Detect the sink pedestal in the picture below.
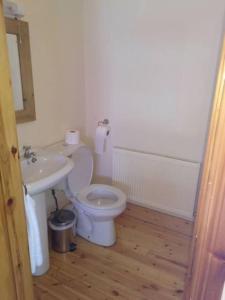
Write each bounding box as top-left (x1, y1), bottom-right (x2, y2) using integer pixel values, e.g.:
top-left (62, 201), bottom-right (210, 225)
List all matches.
top-left (33, 192), bottom-right (49, 276)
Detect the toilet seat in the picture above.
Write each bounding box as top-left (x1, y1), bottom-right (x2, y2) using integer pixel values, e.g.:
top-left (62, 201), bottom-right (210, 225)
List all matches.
top-left (66, 146), bottom-right (126, 212)
top-left (76, 184), bottom-right (126, 210)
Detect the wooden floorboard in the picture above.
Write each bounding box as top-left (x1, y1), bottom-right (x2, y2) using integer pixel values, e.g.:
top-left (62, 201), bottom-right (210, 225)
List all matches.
top-left (34, 203), bottom-right (193, 300)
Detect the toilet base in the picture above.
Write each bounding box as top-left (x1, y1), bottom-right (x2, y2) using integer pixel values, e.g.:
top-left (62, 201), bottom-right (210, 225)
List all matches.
top-left (77, 219), bottom-right (116, 247)
top-left (65, 202), bottom-right (122, 247)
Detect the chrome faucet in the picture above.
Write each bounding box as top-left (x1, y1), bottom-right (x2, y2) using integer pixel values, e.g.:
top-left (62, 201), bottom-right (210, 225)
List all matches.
top-left (23, 146), bottom-right (37, 163)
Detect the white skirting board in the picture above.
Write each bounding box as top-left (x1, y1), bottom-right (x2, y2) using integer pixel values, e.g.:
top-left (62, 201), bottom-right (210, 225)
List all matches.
top-left (112, 147), bottom-right (200, 220)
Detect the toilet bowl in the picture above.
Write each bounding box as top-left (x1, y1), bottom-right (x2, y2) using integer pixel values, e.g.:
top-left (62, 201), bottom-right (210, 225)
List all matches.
top-left (51, 141), bottom-right (126, 246)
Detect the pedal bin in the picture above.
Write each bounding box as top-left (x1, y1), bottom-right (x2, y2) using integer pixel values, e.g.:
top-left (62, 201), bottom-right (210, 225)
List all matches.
top-left (48, 209), bottom-right (76, 253)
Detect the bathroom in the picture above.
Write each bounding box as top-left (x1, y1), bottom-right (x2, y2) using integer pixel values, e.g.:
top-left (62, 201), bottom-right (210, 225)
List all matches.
top-left (1, 0), bottom-right (225, 299)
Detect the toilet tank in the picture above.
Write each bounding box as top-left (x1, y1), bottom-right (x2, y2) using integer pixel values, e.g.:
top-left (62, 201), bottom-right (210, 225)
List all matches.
top-left (47, 141), bottom-right (93, 195)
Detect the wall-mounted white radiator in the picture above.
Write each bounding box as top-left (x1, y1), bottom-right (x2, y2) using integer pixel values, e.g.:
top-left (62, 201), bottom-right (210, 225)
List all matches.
top-left (112, 147), bottom-right (200, 220)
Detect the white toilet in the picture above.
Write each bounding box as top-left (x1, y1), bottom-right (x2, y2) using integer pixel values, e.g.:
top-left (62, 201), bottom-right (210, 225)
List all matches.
top-left (51, 141), bottom-right (126, 246)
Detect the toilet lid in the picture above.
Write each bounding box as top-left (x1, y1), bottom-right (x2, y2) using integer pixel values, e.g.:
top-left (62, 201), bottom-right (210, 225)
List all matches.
top-left (77, 184), bottom-right (126, 210)
top-left (67, 146), bottom-right (93, 195)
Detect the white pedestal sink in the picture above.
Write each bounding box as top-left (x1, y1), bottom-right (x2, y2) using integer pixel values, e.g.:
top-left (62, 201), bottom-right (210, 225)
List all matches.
top-left (21, 152), bottom-right (74, 276)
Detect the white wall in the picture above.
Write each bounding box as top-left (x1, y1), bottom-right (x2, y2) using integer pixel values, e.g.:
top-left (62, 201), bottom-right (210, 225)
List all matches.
top-left (12, 0), bottom-right (86, 212)
top-left (12, 0), bottom-right (225, 216)
top-left (15, 0), bottom-right (85, 148)
top-left (84, 0), bottom-right (225, 183)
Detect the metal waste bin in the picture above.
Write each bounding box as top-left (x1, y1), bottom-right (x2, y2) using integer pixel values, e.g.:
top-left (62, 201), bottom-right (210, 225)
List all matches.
top-left (48, 209), bottom-right (76, 253)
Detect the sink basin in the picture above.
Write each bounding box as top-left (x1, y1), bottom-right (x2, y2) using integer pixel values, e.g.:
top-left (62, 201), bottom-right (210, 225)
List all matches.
top-left (21, 152), bottom-right (74, 195)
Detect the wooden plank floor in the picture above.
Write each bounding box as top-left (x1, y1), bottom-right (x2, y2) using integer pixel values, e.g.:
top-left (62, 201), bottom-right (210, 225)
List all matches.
top-left (33, 203), bottom-right (193, 300)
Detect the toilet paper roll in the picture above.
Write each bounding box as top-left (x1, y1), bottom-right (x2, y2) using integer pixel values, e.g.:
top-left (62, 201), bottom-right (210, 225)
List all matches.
top-left (65, 130), bottom-right (80, 145)
top-left (95, 125), bottom-right (110, 155)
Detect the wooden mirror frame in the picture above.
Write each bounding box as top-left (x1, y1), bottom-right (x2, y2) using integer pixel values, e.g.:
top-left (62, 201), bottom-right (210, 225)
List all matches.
top-left (5, 17), bottom-right (36, 124)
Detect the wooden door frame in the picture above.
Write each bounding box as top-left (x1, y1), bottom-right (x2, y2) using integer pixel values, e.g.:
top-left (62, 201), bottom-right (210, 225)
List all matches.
top-left (185, 36), bottom-right (225, 300)
top-left (0, 1), bottom-right (34, 299)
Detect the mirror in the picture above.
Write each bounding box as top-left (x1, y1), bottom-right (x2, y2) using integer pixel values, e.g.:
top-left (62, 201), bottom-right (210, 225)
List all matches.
top-left (7, 33), bottom-right (24, 111)
top-left (5, 18), bottom-right (36, 123)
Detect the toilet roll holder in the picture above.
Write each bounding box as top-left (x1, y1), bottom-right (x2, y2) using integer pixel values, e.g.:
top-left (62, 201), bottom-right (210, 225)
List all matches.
top-left (97, 119), bottom-right (110, 136)
top-left (98, 119), bottom-right (109, 126)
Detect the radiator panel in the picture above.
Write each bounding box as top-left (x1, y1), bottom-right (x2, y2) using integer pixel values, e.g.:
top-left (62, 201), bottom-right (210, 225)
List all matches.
top-left (112, 148), bottom-right (200, 220)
